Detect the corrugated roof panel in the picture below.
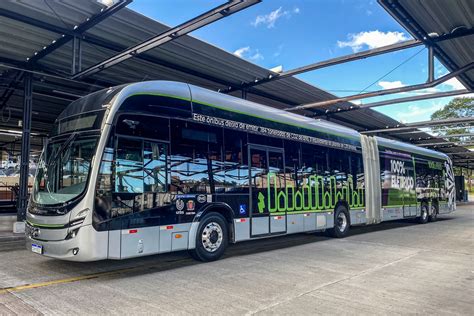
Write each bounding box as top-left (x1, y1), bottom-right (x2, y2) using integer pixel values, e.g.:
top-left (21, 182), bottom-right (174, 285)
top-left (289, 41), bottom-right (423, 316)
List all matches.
top-left (380, 0), bottom-right (474, 90)
top-left (0, 0), bottom-right (470, 162)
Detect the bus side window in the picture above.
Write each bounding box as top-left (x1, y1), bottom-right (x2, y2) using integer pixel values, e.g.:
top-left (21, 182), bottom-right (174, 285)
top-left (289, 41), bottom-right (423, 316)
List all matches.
top-left (284, 140), bottom-right (300, 188)
top-left (115, 138), bottom-right (143, 194)
top-left (170, 120), bottom-right (222, 194)
top-left (143, 142), bottom-right (168, 193)
top-left (223, 129), bottom-right (249, 193)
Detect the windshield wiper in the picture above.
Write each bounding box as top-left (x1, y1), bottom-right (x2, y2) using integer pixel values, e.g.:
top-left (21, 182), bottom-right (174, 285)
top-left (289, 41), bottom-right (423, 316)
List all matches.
top-left (48, 132), bottom-right (78, 166)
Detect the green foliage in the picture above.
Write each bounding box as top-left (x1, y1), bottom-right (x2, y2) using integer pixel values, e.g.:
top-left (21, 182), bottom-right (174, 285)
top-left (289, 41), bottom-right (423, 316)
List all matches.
top-left (430, 97), bottom-right (473, 143)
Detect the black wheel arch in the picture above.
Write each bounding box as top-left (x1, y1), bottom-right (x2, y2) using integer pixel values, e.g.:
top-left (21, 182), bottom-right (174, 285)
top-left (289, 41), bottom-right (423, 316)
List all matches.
top-left (193, 202), bottom-right (235, 241)
top-left (335, 200), bottom-right (351, 225)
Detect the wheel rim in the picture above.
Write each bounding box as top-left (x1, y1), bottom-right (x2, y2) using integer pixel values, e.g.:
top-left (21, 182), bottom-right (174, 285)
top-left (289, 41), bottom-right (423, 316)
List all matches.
top-left (337, 212), bottom-right (347, 232)
top-left (201, 222), bottom-right (223, 253)
top-left (422, 207), bottom-right (428, 221)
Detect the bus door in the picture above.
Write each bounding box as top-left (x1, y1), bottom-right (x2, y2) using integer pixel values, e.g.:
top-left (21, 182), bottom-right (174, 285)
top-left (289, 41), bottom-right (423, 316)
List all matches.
top-left (248, 145), bottom-right (286, 237)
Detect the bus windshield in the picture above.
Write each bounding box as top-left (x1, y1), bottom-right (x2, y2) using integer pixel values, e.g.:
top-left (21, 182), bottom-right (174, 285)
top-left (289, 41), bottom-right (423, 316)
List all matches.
top-left (32, 134), bottom-right (99, 206)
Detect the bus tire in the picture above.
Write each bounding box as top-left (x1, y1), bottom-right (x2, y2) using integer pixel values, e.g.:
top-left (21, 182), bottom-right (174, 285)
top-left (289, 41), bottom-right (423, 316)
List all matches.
top-left (429, 203), bottom-right (438, 222)
top-left (327, 205), bottom-right (350, 238)
top-left (418, 203), bottom-right (429, 224)
top-left (189, 212), bottom-right (228, 262)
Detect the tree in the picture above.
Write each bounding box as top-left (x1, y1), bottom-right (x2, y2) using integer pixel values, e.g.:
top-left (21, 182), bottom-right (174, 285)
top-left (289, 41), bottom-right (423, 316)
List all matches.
top-left (430, 97), bottom-right (474, 142)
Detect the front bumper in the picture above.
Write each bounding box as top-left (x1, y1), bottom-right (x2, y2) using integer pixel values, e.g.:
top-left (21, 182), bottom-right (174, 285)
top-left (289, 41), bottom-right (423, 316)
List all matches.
top-left (25, 225), bottom-right (108, 262)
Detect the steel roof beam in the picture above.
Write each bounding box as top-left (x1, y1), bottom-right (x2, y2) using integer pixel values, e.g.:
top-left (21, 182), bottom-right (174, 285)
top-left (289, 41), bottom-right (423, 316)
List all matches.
top-left (0, 5), bottom-right (309, 110)
top-left (361, 117), bottom-right (474, 134)
top-left (352, 89), bottom-right (468, 110)
top-left (0, 12), bottom-right (242, 90)
top-left (223, 39), bottom-right (422, 93)
top-left (27, 0), bottom-right (131, 64)
top-left (222, 27), bottom-right (474, 94)
top-left (393, 126), bottom-right (474, 135)
top-left (286, 62), bottom-right (474, 111)
top-left (71, 0), bottom-right (260, 80)
top-left (312, 89), bottom-right (471, 117)
top-left (448, 151), bottom-right (474, 156)
top-left (412, 133), bottom-right (474, 141)
top-left (417, 141), bottom-right (474, 147)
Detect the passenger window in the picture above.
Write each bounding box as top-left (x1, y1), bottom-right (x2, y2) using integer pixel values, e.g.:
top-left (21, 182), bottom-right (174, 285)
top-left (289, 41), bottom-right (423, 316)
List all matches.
top-left (223, 129), bottom-right (249, 193)
top-left (115, 138), bottom-right (143, 193)
top-left (170, 120), bottom-right (222, 194)
top-left (144, 142), bottom-right (168, 192)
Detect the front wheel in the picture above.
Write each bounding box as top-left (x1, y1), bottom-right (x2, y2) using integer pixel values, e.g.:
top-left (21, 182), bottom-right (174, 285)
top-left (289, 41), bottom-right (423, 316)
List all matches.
top-left (418, 203), bottom-right (429, 224)
top-left (327, 205), bottom-right (350, 238)
top-left (189, 212), bottom-right (228, 262)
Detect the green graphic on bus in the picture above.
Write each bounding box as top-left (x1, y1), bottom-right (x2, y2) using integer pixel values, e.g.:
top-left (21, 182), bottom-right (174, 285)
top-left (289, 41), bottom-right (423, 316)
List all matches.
top-left (258, 173), bottom-right (365, 213)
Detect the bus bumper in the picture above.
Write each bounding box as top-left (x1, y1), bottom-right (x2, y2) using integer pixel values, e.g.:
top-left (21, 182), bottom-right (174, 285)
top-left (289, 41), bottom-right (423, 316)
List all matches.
top-left (25, 225), bottom-right (108, 262)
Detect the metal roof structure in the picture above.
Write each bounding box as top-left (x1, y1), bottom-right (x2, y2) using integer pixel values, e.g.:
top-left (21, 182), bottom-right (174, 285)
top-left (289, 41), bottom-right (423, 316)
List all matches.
top-left (380, 0), bottom-right (474, 90)
top-left (0, 0), bottom-right (472, 168)
top-left (379, 0), bottom-right (474, 165)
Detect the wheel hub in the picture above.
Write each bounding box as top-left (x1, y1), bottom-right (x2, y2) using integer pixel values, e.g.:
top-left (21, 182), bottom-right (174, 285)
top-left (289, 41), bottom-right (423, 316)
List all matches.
top-left (201, 222), bottom-right (223, 253)
top-left (337, 212), bottom-right (347, 232)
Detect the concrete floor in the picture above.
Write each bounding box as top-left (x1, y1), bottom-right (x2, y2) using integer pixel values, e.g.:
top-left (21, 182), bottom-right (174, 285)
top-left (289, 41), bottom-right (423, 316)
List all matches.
top-left (0, 204), bottom-right (473, 315)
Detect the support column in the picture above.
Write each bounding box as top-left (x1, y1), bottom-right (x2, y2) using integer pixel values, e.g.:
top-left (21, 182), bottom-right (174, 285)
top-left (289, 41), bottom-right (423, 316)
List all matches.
top-left (71, 36), bottom-right (82, 75)
top-left (241, 88), bottom-right (247, 100)
top-left (427, 46), bottom-right (434, 82)
top-left (16, 72), bottom-right (32, 226)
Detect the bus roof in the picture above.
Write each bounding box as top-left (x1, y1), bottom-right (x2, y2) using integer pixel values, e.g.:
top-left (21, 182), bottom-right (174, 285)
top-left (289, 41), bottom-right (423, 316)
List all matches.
top-left (109, 81), bottom-right (449, 161)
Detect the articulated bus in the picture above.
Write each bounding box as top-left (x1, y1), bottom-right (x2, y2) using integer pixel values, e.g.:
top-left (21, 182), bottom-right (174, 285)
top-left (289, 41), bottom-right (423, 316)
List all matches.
top-left (26, 81), bottom-right (456, 262)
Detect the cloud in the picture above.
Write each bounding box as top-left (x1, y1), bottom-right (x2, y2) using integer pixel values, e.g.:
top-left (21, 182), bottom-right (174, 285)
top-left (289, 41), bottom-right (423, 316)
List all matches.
top-left (442, 77), bottom-right (466, 90)
top-left (337, 30), bottom-right (409, 52)
top-left (250, 51), bottom-right (264, 61)
top-left (378, 80), bottom-right (439, 95)
top-left (378, 80), bottom-right (405, 90)
top-left (233, 46), bottom-right (250, 58)
top-left (233, 46), bottom-right (263, 61)
top-left (252, 6), bottom-right (300, 28)
top-left (395, 103), bottom-right (444, 123)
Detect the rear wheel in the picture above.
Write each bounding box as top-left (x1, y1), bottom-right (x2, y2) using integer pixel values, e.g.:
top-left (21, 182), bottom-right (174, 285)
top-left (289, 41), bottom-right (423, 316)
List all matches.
top-left (189, 212), bottom-right (228, 262)
top-left (429, 203), bottom-right (438, 222)
top-left (327, 205), bottom-right (350, 238)
top-left (418, 203), bottom-right (429, 224)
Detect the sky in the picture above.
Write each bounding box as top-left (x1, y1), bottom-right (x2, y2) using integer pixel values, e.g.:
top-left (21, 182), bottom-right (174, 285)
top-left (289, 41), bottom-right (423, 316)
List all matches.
top-left (129, 0), bottom-right (470, 124)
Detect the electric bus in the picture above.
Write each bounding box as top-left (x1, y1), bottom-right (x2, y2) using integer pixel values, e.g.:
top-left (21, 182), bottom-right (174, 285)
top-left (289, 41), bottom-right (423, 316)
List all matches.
top-left (26, 81), bottom-right (456, 262)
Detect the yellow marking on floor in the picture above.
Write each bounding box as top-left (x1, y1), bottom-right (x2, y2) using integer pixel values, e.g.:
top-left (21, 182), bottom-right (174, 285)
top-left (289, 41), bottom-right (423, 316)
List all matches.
top-left (0, 258), bottom-right (191, 295)
top-left (0, 267), bottom-right (136, 295)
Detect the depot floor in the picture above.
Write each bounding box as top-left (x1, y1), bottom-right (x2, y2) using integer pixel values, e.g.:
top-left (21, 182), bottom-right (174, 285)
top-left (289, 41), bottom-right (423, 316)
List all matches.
top-left (0, 205), bottom-right (473, 315)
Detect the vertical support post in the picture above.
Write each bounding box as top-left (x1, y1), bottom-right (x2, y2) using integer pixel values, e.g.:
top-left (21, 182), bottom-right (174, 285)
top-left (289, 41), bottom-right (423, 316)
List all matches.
top-left (71, 36), bottom-right (82, 74)
top-left (72, 36), bottom-right (77, 75)
top-left (427, 46), bottom-right (434, 82)
top-left (17, 72), bottom-right (32, 222)
top-left (77, 36), bottom-right (82, 73)
top-left (241, 88), bottom-right (247, 100)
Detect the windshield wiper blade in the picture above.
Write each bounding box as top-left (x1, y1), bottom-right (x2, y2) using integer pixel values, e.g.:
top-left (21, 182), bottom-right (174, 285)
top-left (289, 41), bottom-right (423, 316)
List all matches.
top-left (48, 132), bottom-right (78, 166)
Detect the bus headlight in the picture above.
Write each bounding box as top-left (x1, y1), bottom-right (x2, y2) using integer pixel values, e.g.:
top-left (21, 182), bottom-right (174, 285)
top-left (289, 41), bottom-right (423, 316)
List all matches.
top-left (66, 227), bottom-right (80, 240)
top-left (75, 208), bottom-right (90, 219)
top-left (68, 208), bottom-right (90, 228)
